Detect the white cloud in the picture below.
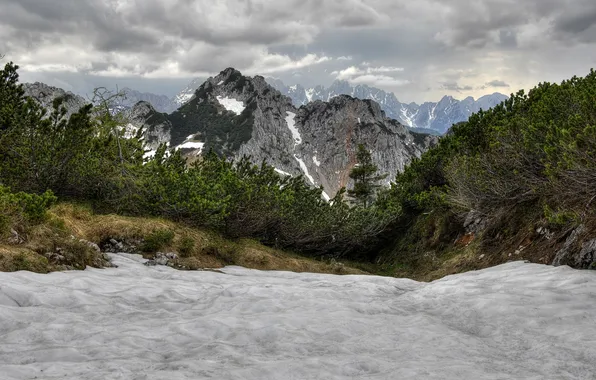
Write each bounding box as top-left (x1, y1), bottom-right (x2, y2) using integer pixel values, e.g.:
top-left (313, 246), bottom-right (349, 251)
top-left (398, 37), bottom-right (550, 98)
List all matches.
top-left (331, 65), bottom-right (408, 87)
top-left (247, 53), bottom-right (331, 75)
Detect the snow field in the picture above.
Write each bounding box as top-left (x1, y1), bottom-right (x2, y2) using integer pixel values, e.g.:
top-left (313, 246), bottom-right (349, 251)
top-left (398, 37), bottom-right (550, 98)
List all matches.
top-left (0, 256), bottom-right (595, 379)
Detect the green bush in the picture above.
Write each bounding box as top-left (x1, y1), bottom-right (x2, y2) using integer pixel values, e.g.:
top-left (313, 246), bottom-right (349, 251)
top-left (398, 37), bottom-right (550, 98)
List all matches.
top-left (178, 236), bottom-right (195, 257)
top-left (0, 186), bottom-right (57, 235)
top-left (141, 229), bottom-right (175, 252)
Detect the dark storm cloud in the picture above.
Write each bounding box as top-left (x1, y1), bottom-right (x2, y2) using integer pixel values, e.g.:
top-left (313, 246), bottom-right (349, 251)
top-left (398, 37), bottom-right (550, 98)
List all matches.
top-left (498, 30), bottom-right (518, 48)
top-left (441, 82), bottom-right (474, 92)
top-left (2, 0), bottom-right (595, 104)
top-left (485, 80), bottom-right (510, 88)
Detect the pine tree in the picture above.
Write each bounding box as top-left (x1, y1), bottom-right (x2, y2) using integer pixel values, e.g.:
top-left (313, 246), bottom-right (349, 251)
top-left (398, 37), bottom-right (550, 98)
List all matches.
top-left (348, 144), bottom-right (388, 207)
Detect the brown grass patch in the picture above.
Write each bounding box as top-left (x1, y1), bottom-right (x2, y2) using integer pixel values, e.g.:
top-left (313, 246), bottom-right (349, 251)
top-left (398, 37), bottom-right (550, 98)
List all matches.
top-left (0, 246), bottom-right (50, 273)
top-left (45, 203), bottom-right (366, 275)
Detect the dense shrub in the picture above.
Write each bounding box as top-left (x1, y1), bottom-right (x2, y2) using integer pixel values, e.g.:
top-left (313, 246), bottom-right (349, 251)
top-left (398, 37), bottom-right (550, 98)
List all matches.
top-left (141, 229), bottom-right (175, 252)
top-left (380, 69), bottom-right (596, 261)
top-left (0, 62), bottom-right (393, 258)
top-left (0, 186), bottom-right (57, 235)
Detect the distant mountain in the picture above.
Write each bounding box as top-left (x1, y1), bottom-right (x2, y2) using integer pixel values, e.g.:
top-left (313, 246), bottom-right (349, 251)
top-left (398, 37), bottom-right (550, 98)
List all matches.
top-left (266, 79), bottom-right (508, 134)
top-left (173, 78), bottom-right (205, 106)
top-left (22, 82), bottom-right (88, 118)
top-left (118, 88), bottom-right (178, 114)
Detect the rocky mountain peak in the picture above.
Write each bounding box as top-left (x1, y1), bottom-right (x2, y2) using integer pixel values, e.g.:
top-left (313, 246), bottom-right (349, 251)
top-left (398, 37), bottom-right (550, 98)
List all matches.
top-left (22, 82), bottom-right (88, 118)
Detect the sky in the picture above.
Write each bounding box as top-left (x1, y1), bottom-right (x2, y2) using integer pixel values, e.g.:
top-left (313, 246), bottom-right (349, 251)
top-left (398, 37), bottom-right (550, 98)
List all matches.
top-left (1, 0), bottom-right (595, 104)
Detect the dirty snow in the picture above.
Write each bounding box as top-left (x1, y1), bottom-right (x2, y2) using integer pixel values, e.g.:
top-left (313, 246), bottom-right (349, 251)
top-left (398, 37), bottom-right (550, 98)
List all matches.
top-left (274, 168), bottom-right (291, 177)
top-left (294, 155), bottom-right (315, 184)
top-left (285, 111), bottom-right (301, 145)
top-left (177, 141), bottom-right (205, 151)
top-left (1, 258), bottom-right (595, 380)
top-left (216, 96), bottom-right (245, 115)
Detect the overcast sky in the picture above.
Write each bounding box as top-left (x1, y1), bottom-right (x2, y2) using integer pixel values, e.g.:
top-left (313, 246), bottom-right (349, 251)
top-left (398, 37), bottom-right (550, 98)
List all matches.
top-left (1, 0), bottom-right (595, 103)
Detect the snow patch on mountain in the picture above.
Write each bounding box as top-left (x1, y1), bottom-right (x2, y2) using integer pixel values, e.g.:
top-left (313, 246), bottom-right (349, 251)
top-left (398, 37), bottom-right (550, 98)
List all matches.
top-left (178, 141), bottom-right (205, 150)
top-left (275, 168), bottom-right (291, 176)
top-left (216, 96), bottom-right (245, 115)
top-left (295, 155), bottom-right (315, 184)
top-left (285, 111), bottom-right (301, 145)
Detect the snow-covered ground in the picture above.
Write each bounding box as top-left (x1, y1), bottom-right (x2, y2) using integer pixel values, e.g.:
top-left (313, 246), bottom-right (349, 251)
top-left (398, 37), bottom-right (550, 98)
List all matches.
top-left (0, 255), bottom-right (595, 380)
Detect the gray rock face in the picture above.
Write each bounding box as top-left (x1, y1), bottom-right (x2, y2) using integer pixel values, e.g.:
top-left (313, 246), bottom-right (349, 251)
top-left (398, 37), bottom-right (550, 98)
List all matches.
top-left (126, 101), bottom-right (172, 151)
top-left (156, 68), bottom-right (438, 198)
top-left (22, 82), bottom-right (88, 118)
top-left (552, 225), bottom-right (596, 269)
top-left (577, 239), bottom-right (596, 269)
top-left (463, 210), bottom-right (489, 234)
top-left (266, 79), bottom-right (508, 134)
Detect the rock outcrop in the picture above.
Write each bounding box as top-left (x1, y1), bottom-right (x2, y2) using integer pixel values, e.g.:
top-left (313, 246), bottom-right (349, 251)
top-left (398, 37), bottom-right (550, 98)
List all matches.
top-left (126, 101), bottom-right (172, 151)
top-left (22, 82), bottom-right (88, 118)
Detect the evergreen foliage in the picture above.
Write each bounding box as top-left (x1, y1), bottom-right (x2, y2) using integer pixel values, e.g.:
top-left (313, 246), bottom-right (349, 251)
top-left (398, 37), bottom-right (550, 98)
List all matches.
top-left (0, 62), bottom-right (393, 259)
top-left (348, 145), bottom-right (388, 206)
top-left (3, 58), bottom-right (595, 268)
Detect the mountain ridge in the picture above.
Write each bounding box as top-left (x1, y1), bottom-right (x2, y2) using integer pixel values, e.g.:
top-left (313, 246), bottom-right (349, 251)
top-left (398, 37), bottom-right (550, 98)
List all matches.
top-left (20, 70), bottom-right (438, 198)
top-left (148, 68), bottom-right (438, 198)
top-left (266, 79), bottom-right (509, 134)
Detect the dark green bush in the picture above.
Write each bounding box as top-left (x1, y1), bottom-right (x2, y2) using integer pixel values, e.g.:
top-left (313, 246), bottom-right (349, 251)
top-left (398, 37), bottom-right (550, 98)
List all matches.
top-left (141, 229), bottom-right (175, 252)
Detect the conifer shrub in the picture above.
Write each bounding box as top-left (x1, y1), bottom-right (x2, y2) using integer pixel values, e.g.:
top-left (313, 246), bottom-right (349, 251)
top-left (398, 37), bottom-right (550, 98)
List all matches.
top-left (141, 229), bottom-right (175, 253)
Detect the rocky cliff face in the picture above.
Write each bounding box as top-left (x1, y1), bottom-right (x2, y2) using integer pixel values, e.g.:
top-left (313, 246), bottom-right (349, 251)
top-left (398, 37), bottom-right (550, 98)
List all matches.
top-left (22, 82), bottom-right (88, 118)
top-left (126, 101), bottom-right (172, 151)
top-left (157, 68), bottom-right (437, 198)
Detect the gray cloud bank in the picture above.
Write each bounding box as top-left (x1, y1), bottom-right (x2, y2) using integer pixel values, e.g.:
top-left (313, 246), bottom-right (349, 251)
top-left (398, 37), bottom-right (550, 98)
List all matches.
top-left (1, 0), bottom-right (595, 102)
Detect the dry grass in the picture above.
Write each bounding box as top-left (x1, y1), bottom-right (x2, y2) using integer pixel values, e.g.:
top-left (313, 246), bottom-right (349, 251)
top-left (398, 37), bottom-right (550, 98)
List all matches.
top-left (0, 245), bottom-right (50, 273)
top-left (0, 202), bottom-right (366, 275)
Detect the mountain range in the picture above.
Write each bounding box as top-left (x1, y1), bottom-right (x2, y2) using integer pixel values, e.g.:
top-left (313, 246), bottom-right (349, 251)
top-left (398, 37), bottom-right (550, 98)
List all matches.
top-left (23, 69), bottom-right (438, 199)
top-left (136, 68), bottom-right (438, 198)
top-left (266, 79), bottom-right (509, 134)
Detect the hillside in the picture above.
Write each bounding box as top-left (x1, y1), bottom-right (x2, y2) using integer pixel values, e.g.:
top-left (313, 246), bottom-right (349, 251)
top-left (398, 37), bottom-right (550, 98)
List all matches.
top-left (2, 60), bottom-right (596, 281)
top-left (372, 69), bottom-right (596, 279)
top-left (0, 203), bottom-right (362, 275)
